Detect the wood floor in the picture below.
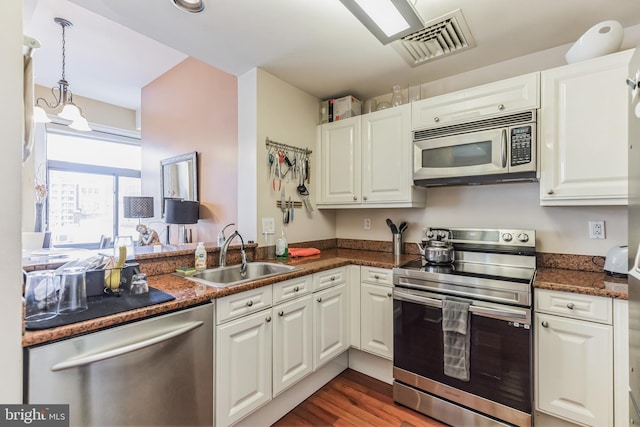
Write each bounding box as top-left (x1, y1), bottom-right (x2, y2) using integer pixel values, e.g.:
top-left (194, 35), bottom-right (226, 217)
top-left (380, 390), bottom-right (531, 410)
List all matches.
top-left (272, 369), bottom-right (446, 427)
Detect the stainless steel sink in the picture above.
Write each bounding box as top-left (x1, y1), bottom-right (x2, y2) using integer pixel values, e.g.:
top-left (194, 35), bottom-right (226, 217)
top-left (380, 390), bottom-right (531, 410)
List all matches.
top-left (184, 262), bottom-right (301, 288)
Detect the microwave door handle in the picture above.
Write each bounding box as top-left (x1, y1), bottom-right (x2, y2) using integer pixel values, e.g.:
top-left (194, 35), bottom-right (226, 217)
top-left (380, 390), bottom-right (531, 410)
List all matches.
top-left (501, 129), bottom-right (507, 168)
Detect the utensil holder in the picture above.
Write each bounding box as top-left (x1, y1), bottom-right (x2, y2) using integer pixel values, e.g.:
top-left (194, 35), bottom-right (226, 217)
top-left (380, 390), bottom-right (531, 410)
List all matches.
top-left (393, 234), bottom-right (403, 257)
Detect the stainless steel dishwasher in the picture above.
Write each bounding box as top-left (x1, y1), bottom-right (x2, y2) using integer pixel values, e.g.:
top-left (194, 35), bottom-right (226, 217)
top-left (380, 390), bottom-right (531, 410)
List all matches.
top-left (25, 303), bottom-right (214, 427)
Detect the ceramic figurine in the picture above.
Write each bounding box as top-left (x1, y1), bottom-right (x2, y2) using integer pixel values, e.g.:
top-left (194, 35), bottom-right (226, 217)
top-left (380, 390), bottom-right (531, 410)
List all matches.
top-left (136, 224), bottom-right (160, 246)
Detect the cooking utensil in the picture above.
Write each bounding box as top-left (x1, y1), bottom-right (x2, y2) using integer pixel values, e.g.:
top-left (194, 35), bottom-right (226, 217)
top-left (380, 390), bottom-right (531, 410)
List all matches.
top-left (281, 186), bottom-right (287, 224)
top-left (289, 196), bottom-right (294, 222)
top-left (398, 222), bottom-right (408, 234)
top-left (386, 219), bottom-right (398, 234)
top-left (419, 229), bottom-right (454, 264)
top-left (297, 157), bottom-right (314, 211)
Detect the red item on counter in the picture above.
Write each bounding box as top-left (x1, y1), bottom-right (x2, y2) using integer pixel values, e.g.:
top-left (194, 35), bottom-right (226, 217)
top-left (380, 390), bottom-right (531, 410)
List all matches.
top-left (288, 247), bottom-right (321, 257)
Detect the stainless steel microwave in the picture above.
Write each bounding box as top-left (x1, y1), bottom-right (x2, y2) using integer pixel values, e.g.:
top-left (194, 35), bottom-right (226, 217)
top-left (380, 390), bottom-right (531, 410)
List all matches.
top-left (413, 110), bottom-right (537, 186)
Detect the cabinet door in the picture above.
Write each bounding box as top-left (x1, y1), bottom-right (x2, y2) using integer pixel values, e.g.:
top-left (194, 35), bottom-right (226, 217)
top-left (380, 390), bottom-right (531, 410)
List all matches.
top-left (317, 117), bottom-right (361, 205)
top-left (272, 295), bottom-right (313, 397)
top-left (361, 105), bottom-right (412, 203)
top-left (535, 312), bottom-right (613, 427)
top-left (360, 282), bottom-right (393, 359)
top-left (313, 283), bottom-right (349, 369)
top-left (216, 309), bottom-right (272, 427)
top-left (411, 73), bottom-right (539, 129)
top-left (540, 50), bottom-right (632, 205)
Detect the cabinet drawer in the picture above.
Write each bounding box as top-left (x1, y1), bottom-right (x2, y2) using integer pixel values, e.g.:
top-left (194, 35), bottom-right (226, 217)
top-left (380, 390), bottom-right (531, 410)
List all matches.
top-left (313, 267), bottom-right (347, 292)
top-left (273, 275), bottom-right (312, 304)
top-left (535, 289), bottom-right (612, 324)
top-left (216, 285), bottom-right (273, 325)
top-left (360, 266), bottom-right (392, 286)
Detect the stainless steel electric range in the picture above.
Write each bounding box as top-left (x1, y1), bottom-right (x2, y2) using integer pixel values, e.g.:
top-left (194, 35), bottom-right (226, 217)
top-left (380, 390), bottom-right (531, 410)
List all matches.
top-left (392, 227), bottom-right (536, 427)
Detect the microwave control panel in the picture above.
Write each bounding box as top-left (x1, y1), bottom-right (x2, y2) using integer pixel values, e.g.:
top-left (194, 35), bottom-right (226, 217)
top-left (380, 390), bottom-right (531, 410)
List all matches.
top-left (510, 125), bottom-right (532, 166)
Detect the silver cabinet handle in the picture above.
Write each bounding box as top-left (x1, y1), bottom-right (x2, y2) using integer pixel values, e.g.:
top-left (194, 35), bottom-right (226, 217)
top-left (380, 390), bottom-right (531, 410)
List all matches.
top-left (501, 129), bottom-right (507, 168)
top-left (265, 316), bottom-right (271, 323)
top-left (547, 189), bottom-right (554, 195)
top-left (246, 300), bottom-right (253, 307)
top-left (330, 276), bottom-right (335, 281)
top-left (627, 78), bottom-right (638, 90)
top-left (541, 321), bottom-right (549, 328)
top-left (293, 286), bottom-right (299, 292)
top-left (363, 196), bottom-right (368, 201)
top-left (434, 116), bottom-right (440, 123)
top-left (317, 297), bottom-right (322, 303)
top-left (498, 103), bottom-right (505, 110)
top-left (278, 311), bottom-right (284, 317)
top-left (353, 196), bottom-right (358, 201)
top-left (566, 303), bottom-right (575, 309)
top-left (374, 274), bottom-right (380, 279)
top-left (387, 292), bottom-right (392, 298)
top-left (51, 321), bottom-right (204, 371)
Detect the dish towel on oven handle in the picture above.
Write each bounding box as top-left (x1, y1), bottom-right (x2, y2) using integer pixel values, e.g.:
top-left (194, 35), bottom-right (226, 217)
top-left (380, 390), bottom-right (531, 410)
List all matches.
top-left (442, 298), bottom-right (471, 381)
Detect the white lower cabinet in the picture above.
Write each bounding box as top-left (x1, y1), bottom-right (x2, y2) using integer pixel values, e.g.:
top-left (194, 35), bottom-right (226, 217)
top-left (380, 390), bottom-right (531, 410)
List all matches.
top-left (215, 269), bottom-right (350, 426)
top-left (360, 266), bottom-right (393, 360)
top-left (313, 282), bottom-right (349, 370)
top-left (535, 289), bottom-right (613, 427)
top-left (216, 308), bottom-right (273, 427)
top-left (272, 294), bottom-right (313, 397)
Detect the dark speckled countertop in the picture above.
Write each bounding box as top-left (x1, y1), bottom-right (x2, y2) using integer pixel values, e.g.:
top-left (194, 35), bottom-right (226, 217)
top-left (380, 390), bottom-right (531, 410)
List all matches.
top-left (22, 248), bottom-right (417, 347)
top-left (533, 267), bottom-right (628, 300)
top-left (24, 246), bottom-right (628, 347)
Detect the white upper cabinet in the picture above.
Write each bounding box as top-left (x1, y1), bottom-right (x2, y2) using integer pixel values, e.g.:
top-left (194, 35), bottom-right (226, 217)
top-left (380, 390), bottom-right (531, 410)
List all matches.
top-left (539, 49), bottom-right (632, 205)
top-left (317, 116), bottom-right (361, 205)
top-left (411, 73), bottom-right (540, 130)
top-left (316, 105), bottom-right (426, 208)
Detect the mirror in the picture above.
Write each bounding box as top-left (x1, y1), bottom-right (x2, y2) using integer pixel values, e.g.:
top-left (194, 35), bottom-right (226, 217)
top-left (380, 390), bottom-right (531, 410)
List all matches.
top-left (160, 152), bottom-right (198, 216)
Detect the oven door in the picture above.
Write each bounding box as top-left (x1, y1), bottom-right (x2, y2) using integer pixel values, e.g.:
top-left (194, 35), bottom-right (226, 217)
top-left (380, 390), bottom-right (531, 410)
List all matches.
top-left (393, 287), bottom-right (532, 422)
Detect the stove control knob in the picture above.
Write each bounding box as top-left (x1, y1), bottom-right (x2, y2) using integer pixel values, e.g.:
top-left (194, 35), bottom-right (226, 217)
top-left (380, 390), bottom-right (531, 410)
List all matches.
top-left (518, 233), bottom-right (530, 243)
top-left (502, 233), bottom-right (513, 242)
top-left (426, 230), bottom-right (434, 239)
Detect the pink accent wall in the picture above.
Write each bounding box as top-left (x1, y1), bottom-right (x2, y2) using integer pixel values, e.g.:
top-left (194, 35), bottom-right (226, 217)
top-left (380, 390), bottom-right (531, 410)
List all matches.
top-left (141, 57), bottom-right (238, 244)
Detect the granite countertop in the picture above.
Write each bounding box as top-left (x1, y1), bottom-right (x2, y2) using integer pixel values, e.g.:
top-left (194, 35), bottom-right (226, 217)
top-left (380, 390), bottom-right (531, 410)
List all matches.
top-left (24, 246), bottom-right (629, 347)
top-left (22, 248), bottom-right (417, 347)
top-left (533, 267), bottom-right (628, 300)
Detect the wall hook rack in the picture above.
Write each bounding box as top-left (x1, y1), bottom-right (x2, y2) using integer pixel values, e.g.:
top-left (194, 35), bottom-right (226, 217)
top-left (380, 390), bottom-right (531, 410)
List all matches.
top-left (265, 137), bottom-right (312, 156)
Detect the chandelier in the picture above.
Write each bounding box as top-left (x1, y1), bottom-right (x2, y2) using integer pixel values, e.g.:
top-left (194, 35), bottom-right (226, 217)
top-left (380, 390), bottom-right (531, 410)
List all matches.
top-left (33, 17), bottom-right (90, 131)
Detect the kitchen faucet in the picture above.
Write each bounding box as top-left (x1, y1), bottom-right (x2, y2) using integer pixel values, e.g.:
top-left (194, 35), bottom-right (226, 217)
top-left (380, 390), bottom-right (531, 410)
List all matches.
top-left (217, 223), bottom-right (235, 247)
top-left (219, 230), bottom-right (247, 276)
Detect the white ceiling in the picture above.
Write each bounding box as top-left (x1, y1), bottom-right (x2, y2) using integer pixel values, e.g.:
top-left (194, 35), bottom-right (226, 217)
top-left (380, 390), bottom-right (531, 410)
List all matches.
top-left (23, 0), bottom-right (640, 112)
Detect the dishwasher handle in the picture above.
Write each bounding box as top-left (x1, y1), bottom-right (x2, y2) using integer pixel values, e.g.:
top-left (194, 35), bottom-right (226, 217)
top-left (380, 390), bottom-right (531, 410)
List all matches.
top-left (51, 320), bottom-right (204, 372)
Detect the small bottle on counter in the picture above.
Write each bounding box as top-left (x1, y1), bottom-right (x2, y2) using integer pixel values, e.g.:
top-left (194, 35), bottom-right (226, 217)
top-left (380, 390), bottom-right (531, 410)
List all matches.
top-left (275, 229), bottom-right (288, 259)
top-left (195, 242), bottom-right (207, 270)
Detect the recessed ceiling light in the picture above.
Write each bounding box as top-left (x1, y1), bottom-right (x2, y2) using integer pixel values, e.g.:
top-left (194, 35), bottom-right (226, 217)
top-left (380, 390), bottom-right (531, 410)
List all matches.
top-left (171, 0), bottom-right (204, 14)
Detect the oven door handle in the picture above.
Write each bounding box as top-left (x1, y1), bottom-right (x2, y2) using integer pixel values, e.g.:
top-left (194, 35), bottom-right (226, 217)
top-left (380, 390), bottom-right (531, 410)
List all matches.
top-left (393, 289), bottom-right (442, 308)
top-left (393, 288), bottom-right (530, 323)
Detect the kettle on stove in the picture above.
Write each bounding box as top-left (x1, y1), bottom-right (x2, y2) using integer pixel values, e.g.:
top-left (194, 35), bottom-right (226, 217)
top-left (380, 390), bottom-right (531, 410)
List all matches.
top-left (604, 245), bottom-right (628, 277)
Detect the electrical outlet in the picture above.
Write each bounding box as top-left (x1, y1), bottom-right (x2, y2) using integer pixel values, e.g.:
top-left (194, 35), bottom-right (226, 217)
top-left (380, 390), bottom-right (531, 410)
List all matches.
top-left (588, 220), bottom-right (605, 239)
top-left (364, 218), bottom-right (371, 230)
top-left (262, 217), bottom-right (275, 234)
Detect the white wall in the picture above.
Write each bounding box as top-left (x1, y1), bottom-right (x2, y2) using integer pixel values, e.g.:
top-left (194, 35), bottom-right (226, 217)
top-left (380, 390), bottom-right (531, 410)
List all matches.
top-left (2, 0), bottom-right (26, 402)
top-left (239, 68), bottom-right (336, 244)
top-left (337, 183), bottom-right (627, 255)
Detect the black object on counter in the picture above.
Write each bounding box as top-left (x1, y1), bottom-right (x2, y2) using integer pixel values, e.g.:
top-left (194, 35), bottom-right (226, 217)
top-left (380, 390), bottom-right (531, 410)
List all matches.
top-left (25, 287), bottom-right (175, 331)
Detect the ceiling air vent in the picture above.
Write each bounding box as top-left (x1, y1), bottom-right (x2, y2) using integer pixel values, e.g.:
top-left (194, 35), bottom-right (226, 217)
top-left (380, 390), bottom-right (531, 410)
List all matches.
top-left (392, 9), bottom-right (476, 67)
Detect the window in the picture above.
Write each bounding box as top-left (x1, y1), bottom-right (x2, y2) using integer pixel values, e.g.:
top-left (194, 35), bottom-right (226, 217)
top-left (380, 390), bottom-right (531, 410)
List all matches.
top-left (45, 124), bottom-right (142, 247)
